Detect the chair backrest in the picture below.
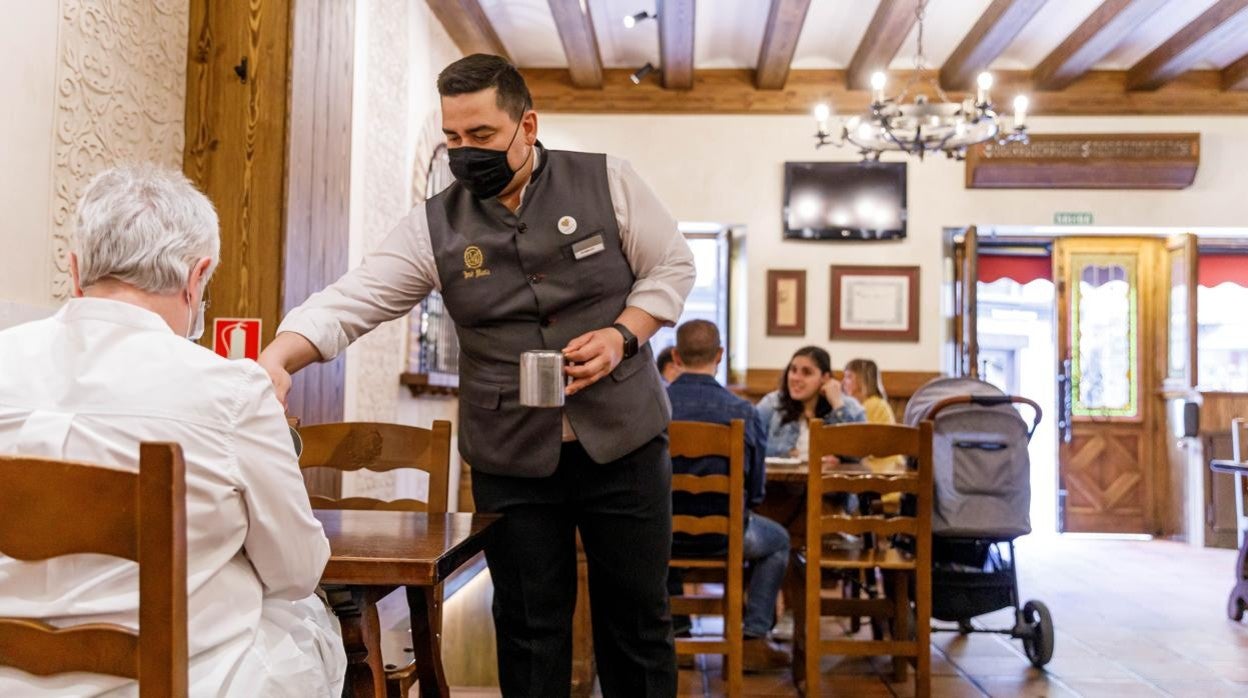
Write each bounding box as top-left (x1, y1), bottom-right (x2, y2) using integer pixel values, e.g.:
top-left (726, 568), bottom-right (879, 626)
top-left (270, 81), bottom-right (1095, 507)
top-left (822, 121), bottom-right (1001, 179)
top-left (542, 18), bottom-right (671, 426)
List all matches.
top-left (669, 420), bottom-right (746, 562)
top-left (806, 421), bottom-right (934, 545)
top-left (298, 421), bottom-right (452, 513)
top-left (0, 443), bottom-right (188, 697)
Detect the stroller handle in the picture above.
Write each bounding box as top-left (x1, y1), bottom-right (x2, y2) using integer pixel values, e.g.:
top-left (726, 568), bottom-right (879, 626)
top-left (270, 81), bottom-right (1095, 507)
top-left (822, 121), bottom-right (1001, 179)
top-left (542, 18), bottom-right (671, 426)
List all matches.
top-left (924, 394), bottom-right (1043, 440)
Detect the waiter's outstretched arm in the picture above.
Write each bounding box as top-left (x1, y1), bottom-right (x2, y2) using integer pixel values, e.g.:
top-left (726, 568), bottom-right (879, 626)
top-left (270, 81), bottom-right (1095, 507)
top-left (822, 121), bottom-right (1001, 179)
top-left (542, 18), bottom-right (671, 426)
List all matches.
top-left (258, 208), bottom-right (437, 405)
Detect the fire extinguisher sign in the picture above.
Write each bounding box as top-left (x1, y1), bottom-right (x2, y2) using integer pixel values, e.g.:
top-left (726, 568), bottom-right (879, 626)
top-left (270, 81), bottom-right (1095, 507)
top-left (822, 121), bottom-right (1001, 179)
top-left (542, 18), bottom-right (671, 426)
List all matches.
top-left (212, 318), bottom-right (262, 361)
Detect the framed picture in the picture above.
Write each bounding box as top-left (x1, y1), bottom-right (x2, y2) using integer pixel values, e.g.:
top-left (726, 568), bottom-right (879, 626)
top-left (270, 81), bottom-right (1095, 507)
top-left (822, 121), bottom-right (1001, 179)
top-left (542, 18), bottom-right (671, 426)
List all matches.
top-left (766, 269), bottom-right (806, 336)
top-left (830, 265), bottom-right (920, 341)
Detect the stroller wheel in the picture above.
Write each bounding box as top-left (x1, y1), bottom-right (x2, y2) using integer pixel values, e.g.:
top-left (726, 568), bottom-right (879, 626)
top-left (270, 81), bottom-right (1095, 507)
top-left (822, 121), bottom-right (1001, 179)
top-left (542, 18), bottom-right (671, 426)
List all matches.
top-left (1021, 600), bottom-right (1054, 668)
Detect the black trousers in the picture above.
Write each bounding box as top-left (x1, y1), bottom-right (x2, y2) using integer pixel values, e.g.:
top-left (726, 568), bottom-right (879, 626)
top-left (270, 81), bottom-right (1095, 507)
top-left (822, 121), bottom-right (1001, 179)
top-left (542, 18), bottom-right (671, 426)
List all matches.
top-left (472, 433), bottom-right (677, 698)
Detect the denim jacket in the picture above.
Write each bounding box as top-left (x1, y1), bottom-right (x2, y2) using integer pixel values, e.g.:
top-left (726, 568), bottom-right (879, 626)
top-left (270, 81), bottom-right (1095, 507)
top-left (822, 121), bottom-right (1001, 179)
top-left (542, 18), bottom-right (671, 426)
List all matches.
top-left (755, 390), bottom-right (867, 458)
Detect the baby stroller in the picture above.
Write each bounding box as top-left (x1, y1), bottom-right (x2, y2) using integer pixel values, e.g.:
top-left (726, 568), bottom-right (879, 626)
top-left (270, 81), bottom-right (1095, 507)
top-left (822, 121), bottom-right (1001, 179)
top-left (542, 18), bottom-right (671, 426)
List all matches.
top-left (903, 376), bottom-right (1054, 668)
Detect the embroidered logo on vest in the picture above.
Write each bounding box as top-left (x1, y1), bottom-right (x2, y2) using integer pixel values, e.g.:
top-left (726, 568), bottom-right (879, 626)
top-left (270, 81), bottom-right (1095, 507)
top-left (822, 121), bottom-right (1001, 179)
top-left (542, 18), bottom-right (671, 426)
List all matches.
top-left (463, 245), bottom-right (491, 278)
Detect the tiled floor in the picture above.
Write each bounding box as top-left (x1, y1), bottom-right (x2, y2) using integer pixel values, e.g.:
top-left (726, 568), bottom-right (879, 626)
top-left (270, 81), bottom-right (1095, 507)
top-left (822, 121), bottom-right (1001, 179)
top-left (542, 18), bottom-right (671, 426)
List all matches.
top-left (667, 536), bottom-right (1248, 697)
top-left (440, 536), bottom-right (1248, 696)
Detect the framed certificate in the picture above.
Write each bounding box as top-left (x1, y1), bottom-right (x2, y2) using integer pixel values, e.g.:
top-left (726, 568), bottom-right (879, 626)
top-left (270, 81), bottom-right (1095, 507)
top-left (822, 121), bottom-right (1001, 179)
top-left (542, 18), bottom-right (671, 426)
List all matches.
top-left (767, 269), bottom-right (806, 336)
top-left (830, 265), bottom-right (920, 342)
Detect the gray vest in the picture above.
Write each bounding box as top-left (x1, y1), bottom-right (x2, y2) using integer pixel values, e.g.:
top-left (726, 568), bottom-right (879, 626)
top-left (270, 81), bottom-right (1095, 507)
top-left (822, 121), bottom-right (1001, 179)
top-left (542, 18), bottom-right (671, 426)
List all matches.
top-left (425, 146), bottom-right (671, 477)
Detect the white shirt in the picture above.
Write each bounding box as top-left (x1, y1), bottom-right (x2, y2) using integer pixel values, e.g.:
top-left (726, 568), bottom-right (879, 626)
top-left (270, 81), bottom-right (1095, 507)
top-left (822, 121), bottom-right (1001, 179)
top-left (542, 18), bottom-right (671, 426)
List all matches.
top-left (278, 151), bottom-right (695, 441)
top-left (0, 298), bottom-right (342, 697)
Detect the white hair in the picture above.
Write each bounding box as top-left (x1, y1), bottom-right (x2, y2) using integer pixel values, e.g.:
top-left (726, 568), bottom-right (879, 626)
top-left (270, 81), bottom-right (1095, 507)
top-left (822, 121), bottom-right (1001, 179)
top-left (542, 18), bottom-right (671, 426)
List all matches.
top-left (73, 163), bottom-right (220, 294)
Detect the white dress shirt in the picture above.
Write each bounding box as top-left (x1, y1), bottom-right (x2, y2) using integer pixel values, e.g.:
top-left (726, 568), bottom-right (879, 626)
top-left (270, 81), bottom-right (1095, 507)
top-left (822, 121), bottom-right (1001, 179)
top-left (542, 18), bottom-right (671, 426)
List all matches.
top-left (278, 150), bottom-right (695, 441)
top-left (0, 298), bottom-right (345, 697)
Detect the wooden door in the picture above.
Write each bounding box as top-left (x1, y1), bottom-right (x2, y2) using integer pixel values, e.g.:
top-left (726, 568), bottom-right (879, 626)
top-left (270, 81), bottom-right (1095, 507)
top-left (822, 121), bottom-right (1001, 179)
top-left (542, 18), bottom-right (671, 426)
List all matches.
top-left (952, 226), bottom-right (980, 378)
top-left (1055, 237), bottom-right (1164, 533)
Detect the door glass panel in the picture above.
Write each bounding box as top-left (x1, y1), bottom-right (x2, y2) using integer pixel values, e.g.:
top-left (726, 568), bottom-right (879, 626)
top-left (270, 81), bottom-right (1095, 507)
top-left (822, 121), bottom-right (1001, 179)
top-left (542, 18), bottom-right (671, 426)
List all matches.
top-left (1071, 255), bottom-right (1138, 418)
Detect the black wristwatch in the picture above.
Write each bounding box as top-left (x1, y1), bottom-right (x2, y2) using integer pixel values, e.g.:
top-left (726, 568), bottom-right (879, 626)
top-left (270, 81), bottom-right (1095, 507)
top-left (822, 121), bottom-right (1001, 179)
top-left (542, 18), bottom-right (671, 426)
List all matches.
top-left (612, 323), bottom-right (638, 359)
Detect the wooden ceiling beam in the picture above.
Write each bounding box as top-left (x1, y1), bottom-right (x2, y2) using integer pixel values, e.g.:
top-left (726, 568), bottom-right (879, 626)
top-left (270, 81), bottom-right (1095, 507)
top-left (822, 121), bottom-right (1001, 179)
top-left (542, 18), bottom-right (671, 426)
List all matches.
top-left (846, 0), bottom-right (921, 91)
top-left (424, 0), bottom-right (510, 60)
top-left (657, 0), bottom-right (696, 89)
top-left (547, 0), bottom-right (603, 88)
top-left (1127, 0), bottom-right (1248, 91)
top-left (1033, 0), bottom-right (1171, 91)
top-left (940, 0), bottom-right (1049, 90)
top-left (521, 68), bottom-right (1248, 115)
top-left (755, 0), bottom-right (813, 90)
top-left (1223, 52), bottom-right (1248, 90)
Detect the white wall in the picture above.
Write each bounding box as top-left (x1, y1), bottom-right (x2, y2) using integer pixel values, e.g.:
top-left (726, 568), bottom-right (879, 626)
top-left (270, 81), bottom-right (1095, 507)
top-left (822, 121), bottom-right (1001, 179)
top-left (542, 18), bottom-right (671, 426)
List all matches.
top-left (0, 3), bottom-right (59, 308)
top-left (540, 114), bottom-right (1248, 371)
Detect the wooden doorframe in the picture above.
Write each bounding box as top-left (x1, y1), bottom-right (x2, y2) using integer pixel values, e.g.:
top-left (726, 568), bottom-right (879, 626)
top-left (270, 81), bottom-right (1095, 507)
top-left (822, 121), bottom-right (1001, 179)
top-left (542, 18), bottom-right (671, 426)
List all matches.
top-left (1054, 236), bottom-right (1166, 534)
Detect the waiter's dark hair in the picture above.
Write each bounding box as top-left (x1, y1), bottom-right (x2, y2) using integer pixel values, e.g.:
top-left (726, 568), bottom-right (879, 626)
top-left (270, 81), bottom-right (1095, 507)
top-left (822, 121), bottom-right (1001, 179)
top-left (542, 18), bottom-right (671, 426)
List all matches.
top-left (437, 54), bottom-right (533, 121)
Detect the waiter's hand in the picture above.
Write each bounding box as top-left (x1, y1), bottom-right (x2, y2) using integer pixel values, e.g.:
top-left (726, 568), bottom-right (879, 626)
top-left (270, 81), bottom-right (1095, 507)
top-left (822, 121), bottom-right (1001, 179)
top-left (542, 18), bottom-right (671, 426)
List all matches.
top-left (257, 356), bottom-right (293, 409)
top-left (562, 327), bottom-right (625, 395)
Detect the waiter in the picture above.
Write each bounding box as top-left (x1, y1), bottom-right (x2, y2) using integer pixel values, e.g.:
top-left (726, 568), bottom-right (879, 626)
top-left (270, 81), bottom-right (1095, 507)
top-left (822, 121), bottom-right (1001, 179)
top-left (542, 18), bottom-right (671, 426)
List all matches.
top-left (258, 54), bottom-right (694, 697)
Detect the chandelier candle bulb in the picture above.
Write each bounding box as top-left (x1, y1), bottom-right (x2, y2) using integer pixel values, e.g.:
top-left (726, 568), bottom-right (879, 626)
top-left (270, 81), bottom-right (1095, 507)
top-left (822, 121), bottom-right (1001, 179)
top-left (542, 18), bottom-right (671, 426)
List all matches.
top-left (977, 72), bottom-right (993, 104)
top-left (1014, 95), bottom-right (1029, 128)
top-left (871, 71), bottom-right (887, 103)
top-left (814, 103), bottom-right (831, 134)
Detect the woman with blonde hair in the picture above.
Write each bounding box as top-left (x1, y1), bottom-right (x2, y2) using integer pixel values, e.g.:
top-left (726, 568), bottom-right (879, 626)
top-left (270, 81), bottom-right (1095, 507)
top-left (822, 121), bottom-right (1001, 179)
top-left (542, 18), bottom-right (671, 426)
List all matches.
top-left (842, 358), bottom-right (905, 473)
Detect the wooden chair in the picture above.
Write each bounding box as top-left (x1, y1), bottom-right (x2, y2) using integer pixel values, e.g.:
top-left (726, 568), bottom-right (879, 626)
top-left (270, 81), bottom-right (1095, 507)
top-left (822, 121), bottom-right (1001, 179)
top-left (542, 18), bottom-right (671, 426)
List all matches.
top-left (668, 419), bottom-right (745, 698)
top-left (298, 420), bottom-right (452, 697)
top-left (0, 443), bottom-right (188, 697)
top-left (793, 421), bottom-right (933, 698)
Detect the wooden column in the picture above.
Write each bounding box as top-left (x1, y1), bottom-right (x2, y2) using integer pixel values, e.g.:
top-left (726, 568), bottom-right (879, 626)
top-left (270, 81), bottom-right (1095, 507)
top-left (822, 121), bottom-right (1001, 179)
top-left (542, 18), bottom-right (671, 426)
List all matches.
top-left (283, 0), bottom-right (354, 439)
top-left (185, 0), bottom-right (354, 498)
top-left (184, 0), bottom-right (291, 350)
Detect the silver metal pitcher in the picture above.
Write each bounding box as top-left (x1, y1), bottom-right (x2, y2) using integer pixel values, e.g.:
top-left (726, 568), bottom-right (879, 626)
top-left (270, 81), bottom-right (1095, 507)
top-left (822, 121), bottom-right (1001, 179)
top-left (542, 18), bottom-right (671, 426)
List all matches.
top-left (520, 350), bottom-right (566, 407)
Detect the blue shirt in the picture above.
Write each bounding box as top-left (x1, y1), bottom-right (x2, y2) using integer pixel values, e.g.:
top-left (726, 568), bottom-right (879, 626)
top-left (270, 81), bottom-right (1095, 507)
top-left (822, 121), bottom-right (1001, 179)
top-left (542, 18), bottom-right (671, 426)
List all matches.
top-left (666, 373), bottom-right (768, 551)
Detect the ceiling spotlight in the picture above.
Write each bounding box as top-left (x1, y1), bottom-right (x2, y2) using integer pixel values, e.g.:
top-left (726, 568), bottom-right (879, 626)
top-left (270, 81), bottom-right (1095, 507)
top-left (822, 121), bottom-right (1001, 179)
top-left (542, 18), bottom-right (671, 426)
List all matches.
top-left (630, 62), bottom-right (656, 85)
top-left (623, 10), bottom-right (655, 28)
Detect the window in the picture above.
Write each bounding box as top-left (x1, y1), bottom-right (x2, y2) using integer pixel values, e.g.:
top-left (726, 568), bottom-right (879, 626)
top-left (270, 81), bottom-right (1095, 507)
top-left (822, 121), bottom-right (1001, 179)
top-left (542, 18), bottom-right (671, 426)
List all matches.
top-left (649, 224), bottom-right (733, 384)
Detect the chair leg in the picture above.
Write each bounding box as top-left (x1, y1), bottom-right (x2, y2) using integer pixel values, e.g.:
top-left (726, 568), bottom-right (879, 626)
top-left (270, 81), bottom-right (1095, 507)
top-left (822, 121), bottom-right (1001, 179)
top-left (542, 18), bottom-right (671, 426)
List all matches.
top-left (789, 562), bottom-right (806, 694)
top-left (891, 570), bottom-right (910, 683)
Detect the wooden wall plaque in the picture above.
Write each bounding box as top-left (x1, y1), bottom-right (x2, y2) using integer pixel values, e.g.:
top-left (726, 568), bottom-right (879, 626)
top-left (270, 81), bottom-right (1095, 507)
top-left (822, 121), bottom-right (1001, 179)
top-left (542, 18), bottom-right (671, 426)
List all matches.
top-left (965, 132), bottom-right (1200, 189)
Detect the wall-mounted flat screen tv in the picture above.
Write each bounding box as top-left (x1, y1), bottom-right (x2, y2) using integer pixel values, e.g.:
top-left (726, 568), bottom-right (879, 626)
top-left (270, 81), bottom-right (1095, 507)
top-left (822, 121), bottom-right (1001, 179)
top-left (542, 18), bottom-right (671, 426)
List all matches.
top-left (783, 161), bottom-right (907, 240)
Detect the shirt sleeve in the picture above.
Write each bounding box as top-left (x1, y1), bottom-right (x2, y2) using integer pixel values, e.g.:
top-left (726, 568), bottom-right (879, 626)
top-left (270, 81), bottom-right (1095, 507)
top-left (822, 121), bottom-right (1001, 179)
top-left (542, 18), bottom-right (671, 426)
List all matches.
top-left (231, 366), bottom-right (330, 600)
top-left (827, 396), bottom-right (867, 425)
top-left (606, 156), bottom-right (696, 326)
top-left (745, 408), bottom-right (768, 508)
top-left (277, 206), bottom-right (439, 361)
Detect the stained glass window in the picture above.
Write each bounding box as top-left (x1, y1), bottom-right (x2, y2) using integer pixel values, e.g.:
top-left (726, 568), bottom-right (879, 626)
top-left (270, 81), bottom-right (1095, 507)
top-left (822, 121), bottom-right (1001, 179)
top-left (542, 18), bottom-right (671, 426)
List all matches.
top-left (1071, 255), bottom-right (1138, 418)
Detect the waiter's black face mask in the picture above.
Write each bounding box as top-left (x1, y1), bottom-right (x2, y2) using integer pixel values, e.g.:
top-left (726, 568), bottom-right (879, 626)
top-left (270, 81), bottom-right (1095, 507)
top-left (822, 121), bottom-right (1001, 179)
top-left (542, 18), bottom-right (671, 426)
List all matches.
top-left (448, 118), bottom-right (527, 199)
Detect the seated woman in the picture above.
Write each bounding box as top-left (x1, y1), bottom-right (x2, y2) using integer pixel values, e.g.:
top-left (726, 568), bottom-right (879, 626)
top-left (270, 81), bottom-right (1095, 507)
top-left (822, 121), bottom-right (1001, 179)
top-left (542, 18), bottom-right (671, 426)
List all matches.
top-left (842, 358), bottom-right (906, 472)
top-left (756, 346), bottom-right (866, 461)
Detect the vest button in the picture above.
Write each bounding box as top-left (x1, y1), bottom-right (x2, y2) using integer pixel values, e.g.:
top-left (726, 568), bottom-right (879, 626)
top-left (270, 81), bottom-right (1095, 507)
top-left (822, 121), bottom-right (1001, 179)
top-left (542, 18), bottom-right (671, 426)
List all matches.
top-left (518, 222), bottom-right (528, 234)
top-left (540, 316), bottom-right (554, 328)
top-left (527, 273), bottom-right (544, 284)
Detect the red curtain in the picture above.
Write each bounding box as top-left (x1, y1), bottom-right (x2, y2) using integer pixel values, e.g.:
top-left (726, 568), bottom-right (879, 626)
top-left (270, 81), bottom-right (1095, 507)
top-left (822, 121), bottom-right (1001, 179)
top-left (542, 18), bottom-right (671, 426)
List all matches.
top-left (978, 255), bottom-right (1052, 284)
top-left (1199, 254), bottom-right (1248, 288)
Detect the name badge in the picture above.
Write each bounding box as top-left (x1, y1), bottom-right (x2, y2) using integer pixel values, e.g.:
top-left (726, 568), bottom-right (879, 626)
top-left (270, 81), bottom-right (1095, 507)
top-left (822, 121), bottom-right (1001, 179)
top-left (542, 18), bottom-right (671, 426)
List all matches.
top-left (572, 234), bottom-right (605, 260)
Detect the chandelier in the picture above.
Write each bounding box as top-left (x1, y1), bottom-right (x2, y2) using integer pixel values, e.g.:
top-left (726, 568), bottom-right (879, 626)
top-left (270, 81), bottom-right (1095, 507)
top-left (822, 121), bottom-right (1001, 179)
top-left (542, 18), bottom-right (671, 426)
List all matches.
top-left (813, 0), bottom-right (1028, 161)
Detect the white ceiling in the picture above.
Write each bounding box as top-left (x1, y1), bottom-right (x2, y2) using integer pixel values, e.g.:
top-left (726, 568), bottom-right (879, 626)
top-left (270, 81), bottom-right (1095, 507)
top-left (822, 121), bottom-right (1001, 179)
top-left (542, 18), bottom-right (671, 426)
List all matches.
top-left (477, 0), bottom-right (1248, 72)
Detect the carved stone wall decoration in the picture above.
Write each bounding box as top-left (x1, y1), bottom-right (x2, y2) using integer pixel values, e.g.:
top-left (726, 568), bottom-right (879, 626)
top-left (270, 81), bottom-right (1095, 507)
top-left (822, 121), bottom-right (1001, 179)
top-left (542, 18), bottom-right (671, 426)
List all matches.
top-left (49, 0), bottom-right (190, 300)
top-left (966, 132), bottom-right (1200, 190)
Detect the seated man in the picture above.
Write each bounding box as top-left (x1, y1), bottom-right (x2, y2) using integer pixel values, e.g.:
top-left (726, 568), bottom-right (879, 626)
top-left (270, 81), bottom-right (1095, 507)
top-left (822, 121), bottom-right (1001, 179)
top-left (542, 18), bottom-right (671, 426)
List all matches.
top-left (0, 164), bottom-right (346, 697)
top-left (666, 319), bottom-right (791, 671)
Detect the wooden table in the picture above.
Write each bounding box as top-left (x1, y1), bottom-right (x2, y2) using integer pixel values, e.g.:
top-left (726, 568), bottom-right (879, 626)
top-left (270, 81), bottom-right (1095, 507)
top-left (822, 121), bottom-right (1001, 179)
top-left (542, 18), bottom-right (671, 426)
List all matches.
top-left (315, 510), bottom-right (498, 698)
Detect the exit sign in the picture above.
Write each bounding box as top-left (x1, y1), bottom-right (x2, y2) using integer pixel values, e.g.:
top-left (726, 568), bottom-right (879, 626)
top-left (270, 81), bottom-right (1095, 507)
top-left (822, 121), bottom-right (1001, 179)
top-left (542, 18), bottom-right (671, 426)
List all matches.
top-left (1054, 211), bottom-right (1094, 225)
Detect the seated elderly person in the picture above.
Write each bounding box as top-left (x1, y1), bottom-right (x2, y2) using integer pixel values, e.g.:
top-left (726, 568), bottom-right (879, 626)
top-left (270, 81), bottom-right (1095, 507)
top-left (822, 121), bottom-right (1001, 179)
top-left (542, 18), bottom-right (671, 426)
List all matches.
top-left (0, 164), bottom-right (345, 697)
top-left (666, 320), bottom-right (790, 671)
